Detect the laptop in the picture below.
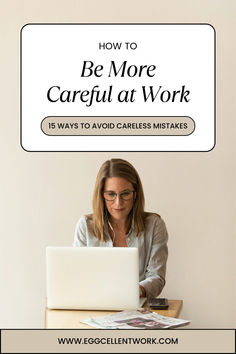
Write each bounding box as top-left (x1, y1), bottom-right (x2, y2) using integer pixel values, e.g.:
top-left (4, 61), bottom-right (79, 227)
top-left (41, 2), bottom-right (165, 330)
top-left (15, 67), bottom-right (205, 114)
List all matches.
top-left (46, 247), bottom-right (146, 310)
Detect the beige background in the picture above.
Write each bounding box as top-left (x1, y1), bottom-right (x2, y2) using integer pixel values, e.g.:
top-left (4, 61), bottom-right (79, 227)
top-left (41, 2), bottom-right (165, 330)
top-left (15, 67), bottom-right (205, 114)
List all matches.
top-left (0, 0), bottom-right (235, 329)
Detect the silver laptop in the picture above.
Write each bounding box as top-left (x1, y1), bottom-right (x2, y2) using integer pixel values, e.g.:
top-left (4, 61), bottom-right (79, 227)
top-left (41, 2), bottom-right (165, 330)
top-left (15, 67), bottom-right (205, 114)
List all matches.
top-left (46, 247), bottom-right (146, 310)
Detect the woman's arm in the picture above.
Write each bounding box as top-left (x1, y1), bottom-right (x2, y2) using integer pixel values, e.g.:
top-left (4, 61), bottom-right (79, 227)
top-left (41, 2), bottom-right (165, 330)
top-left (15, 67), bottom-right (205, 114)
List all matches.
top-left (139, 216), bottom-right (168, 298)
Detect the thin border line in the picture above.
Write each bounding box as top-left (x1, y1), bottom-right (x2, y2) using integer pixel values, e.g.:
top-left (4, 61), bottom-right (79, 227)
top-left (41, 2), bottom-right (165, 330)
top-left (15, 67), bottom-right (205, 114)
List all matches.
top-left (20, 23), bottom-right (216, 152)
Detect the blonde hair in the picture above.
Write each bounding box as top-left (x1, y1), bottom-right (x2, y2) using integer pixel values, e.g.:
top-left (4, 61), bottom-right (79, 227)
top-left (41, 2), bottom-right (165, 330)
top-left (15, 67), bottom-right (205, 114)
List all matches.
top-left (88, 159), bottom-right (146, 242)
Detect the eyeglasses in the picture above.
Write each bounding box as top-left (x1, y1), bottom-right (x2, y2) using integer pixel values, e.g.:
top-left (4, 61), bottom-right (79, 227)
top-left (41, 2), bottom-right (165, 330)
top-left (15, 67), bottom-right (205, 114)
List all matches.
top-left (103, 190), bottom-right (135, 201)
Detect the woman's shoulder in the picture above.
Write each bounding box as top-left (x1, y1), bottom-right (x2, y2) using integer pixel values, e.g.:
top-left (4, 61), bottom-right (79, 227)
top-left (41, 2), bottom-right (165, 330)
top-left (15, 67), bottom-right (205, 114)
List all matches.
top-left (76, 214), bottom-right (93, 229)
top-left (144, 212), bottom-right (167, 228)
top-left (143, 212), bottom-right (168, 239)
top-left (144, 212), bottom-right (162, 222)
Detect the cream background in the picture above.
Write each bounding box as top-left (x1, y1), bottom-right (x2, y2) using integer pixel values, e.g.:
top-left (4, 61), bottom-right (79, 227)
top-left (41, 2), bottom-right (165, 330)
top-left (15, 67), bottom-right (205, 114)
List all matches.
top-left (0, 0), bottom-right (235, 328)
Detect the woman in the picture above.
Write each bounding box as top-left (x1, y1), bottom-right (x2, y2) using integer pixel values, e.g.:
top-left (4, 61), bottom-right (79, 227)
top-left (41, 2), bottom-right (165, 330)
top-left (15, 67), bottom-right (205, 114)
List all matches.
top-left (73, 158), bottom-right (168, 299)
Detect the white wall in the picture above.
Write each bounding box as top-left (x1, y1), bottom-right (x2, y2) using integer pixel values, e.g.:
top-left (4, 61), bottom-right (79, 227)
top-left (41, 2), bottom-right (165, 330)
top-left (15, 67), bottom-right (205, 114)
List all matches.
top-left (0, 0), bottom-right (235, 328)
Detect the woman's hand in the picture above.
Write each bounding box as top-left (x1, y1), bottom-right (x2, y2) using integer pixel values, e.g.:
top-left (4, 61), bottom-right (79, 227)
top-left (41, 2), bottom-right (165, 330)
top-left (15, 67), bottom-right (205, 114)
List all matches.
top-left (139, 285), bottom-right (146, 297)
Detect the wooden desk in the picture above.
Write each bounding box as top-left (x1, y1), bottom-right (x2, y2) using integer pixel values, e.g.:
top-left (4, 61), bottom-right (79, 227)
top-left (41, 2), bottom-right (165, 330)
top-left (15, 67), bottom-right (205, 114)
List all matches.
top-left (45, 300), bottom-right (183, 329)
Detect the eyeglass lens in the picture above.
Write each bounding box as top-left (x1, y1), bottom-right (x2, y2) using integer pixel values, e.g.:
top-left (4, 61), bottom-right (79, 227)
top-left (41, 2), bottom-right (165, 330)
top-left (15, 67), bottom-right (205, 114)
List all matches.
top-left (104, 190), bottom-right (134, 201)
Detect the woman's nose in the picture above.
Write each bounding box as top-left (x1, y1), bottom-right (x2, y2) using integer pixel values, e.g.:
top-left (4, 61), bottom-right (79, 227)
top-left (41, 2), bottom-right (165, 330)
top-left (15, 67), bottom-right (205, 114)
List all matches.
top-left (113, 194), bottom-right (123, 206)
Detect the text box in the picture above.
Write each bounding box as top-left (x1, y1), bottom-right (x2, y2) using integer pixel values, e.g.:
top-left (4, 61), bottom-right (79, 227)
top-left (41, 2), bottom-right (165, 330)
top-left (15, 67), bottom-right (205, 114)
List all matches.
top-left (21, 24), bottom-right (215, 151)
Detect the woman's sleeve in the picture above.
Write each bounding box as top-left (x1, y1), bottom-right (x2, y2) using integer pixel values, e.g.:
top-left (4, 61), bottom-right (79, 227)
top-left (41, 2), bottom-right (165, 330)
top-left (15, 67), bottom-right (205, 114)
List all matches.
top-left (73, 216), bottom-right (88, 247)
top-left (139, 217), bottom-right (168, 298)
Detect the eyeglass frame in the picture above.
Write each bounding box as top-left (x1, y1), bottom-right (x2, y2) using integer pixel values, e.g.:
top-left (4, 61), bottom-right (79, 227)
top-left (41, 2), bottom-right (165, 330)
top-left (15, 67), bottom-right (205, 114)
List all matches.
top-left (103, 190), bottom-right (136, 201)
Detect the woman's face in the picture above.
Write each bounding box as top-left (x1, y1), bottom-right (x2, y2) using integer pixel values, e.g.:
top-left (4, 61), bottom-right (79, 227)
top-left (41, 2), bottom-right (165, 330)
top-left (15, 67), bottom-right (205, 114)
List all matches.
top-left (103, 177), bottom-right (135, 223)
